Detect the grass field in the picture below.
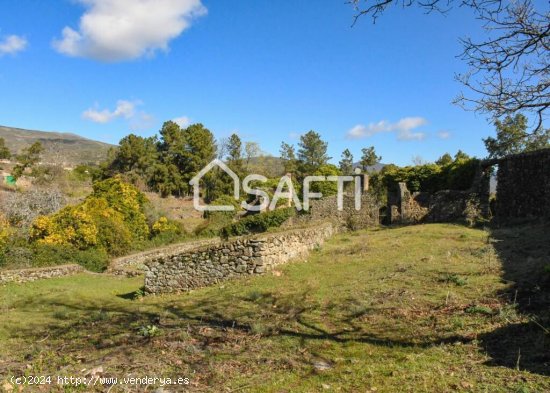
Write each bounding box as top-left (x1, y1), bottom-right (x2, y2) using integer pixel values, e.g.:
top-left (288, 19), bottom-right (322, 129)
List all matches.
top-left (1, 224), bottom-right (549, 392)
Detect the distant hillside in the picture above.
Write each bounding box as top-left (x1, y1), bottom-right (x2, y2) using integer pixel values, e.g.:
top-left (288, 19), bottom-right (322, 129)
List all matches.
top-left (0, 126), bottom-right (114, 166)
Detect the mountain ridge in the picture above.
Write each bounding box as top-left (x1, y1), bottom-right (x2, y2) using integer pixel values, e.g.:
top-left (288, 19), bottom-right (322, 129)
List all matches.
top-left (0, 125), bottom-right (114, 166)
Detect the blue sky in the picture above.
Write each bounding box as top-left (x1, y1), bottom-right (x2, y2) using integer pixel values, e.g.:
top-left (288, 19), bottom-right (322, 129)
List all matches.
top-left (0, 0), bottom-right (499, 166)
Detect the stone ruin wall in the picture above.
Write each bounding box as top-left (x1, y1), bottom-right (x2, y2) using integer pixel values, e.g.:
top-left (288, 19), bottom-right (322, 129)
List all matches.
top-left (144, 223), bottom-right (336, 294)
top-left (388, 148), bottom-right (550, 225)
top-left (291, 193), bottom-right (380, 230)
top-left (495, 148), bottom-right (550, 223)
top-left (388, 164), bottom-right (492, 225)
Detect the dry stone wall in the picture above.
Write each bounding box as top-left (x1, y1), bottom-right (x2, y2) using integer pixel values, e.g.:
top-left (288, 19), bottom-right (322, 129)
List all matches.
top-left (495, 148), bottom-right (550, 222)
top-left (144, 223), bottom-right (335, 294)
top-left (388, 182), bottom-right (485, 225)
top-left (0, 264), bottom-right (84, 284)
top-left (296, 194), bottom-right (379, 229)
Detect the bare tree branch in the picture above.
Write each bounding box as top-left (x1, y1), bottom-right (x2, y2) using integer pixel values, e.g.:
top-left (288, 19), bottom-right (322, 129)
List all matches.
top-left (350, 0), bottom-right (549, 133)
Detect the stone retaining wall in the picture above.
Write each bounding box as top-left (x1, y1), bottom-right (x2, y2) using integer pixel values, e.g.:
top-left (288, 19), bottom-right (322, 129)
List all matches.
top-left (144, 223), bottom-right (335, 294)
top-left (0, 264), bottom-right (84, 285)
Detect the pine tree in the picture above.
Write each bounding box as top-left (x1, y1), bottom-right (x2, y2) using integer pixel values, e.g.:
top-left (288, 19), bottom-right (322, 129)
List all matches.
top-left (339, 149), bottom-right (354, 175)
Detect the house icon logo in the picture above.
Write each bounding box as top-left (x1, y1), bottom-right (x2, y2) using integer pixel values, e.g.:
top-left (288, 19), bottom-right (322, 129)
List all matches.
top-left (189, 159), bottom-right (240, 212)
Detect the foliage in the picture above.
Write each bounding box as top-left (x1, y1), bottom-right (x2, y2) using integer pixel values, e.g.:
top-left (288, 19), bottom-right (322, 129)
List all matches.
top-left (309, 164), bottom-right (341, 197)
top-left (32, 244), bottom-right (109, 272)
top-left (12, 142), bottom-right (44, 180)
top-left (339, 149), bottom-right (354, 175)
top-left (435, 153), bottom-right (453, 166)
top-left (226, 133), bottom-right (245, 175)
top-left (359, 146), bottom-right (381, 171)
top-left (0, 236), bottom-right (109, 272)
top-left (152, 216), bottom-right (182, 236)
top-left (195, 196), bottom-right (241, 237)
top-left (483, 114), bottom-right (550, 159)
top-left (103, 122), bottom-right (217, 198)
top-left (71, 164), bottom-right (101, 182)
top-left (279, 142), bottom-right (298, 174)
top-left (381, 152), bottom-right (479, 193)
top-left (220, 208), bottom-right (295, 238)
top-left (138, 325), bottom-right (161, 338)
top-left (91, 177), bottom-right (150, 240)
top-left (297, 131), bottom-right (331, 175)
top-left (30, 178), bottom-right (149, 256)
top-left (0, 214), bottom-right (12, 249)
top-left (107, 134), bottom-right (158, 180)
top-left (0, 137), bottom-right (11, 160)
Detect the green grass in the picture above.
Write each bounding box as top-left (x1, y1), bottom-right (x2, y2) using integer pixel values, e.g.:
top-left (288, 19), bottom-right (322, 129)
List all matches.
top-left (0, 224), bottom-right (548, 392)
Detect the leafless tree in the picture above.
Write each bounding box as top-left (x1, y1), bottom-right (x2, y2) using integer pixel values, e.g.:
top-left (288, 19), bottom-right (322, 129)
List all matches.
top-left (0, 189), bottom-right (65, 231)
top-left (350, 0), bottom-right (549, 132)
top-left (217, 137), bottom-right (229, 160)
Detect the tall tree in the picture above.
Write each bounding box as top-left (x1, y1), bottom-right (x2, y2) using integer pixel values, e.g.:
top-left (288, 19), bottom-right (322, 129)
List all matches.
top-left (226, 133), bottom-right (245, 176)
top-left (453, 150), bottom-right (471, 162)
top-left (483, 114), bottom-right (550, 159)
top-left (12, 142), bottom-right (44, 180)
top-left (280, 142), bottom-right (298, 174)
top-left (435, 153), bottom-right (453, 166)
top-left (359, 146), bottom-right (381, 171)
top-left (110, 134), bottom-right (158, 177)
top-left (181, 123), bottom-right (217, 182)
top-left (339, 148), bottom-right (354, 175)
top-left (297, 131), bottom-right (331, 174)
top-left (351, 0), bottom-right (549, 133)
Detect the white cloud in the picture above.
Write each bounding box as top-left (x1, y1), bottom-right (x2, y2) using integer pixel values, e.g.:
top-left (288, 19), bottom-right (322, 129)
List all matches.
top-left (53, 0), bottom-right (207, 61)
top-left (347, 117), bottom-right (427, 141)
top-left (82, 100), bottom-right (139, 123)
top-left (173, 116), bottom-right (191, 128)
top-left (0, 35), bottom-right (28, 56)
top-left (437, 130), bottom-right (452, 139)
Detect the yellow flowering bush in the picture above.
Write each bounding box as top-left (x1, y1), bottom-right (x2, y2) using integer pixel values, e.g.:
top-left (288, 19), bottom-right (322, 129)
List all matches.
top-left (152, 216), bottom-right (181, 235)
top-left (0, 214), bottom-right (12, 249)
top-left (91, 176), bottom-right (150, 240)
top-left (30, 178), bottom-right (148, 255)
top-left (30, 205), bottom-right (98, 249)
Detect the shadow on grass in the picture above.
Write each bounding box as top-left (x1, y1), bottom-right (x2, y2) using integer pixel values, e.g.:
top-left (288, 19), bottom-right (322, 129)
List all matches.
top-left (480, 222), bottom-right (550, 376)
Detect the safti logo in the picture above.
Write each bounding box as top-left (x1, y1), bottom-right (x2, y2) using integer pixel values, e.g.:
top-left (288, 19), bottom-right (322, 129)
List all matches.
top-left (190, 159), bottom-right (364, 212)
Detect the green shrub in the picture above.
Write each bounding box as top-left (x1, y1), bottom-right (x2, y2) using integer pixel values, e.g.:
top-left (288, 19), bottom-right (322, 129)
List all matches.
top-left (0, 242), bottom-right (109, 272)
top-left (310, 164), bottom-right (341, 197)
top-left (381, 157), bottom-right (480, 194)
top-left (195, 196), bottom-right (242, 237)
top-left (220, 208), bottom-right (295, 238)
